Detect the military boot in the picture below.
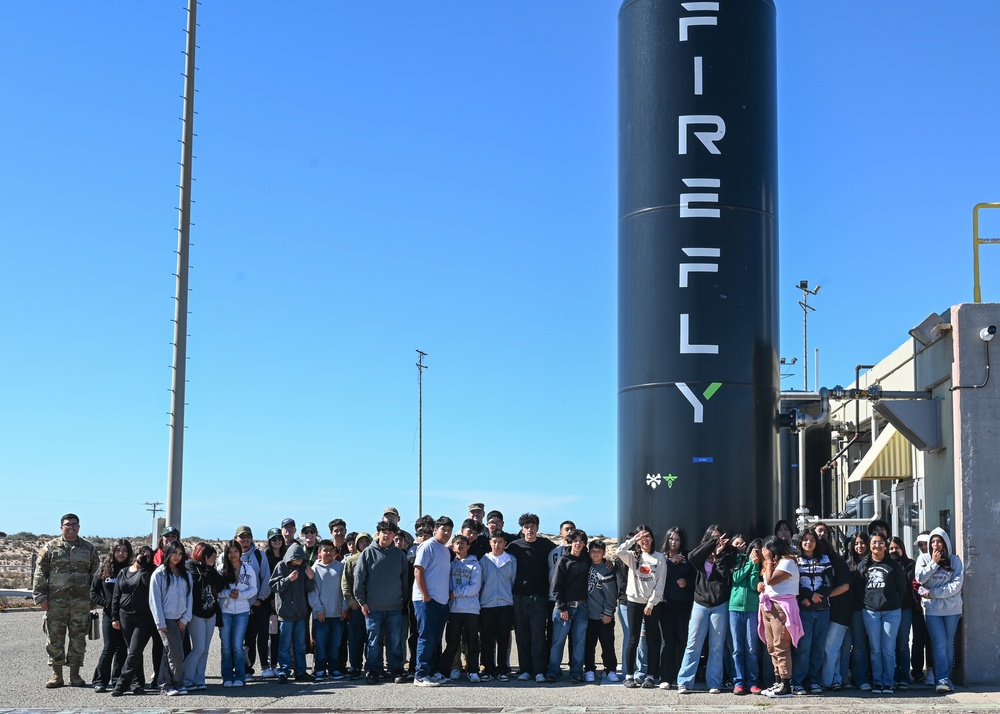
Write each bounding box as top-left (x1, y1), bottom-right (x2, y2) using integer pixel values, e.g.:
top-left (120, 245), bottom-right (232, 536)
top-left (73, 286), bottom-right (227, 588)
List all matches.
top-left (45, 666), bottom-right (64, 688)
top-left (69, 666), bottom-right (86, 687)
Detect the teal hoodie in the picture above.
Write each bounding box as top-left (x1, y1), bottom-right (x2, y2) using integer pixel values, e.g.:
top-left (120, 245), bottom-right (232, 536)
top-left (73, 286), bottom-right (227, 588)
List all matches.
top-left (728, 554), bottom-right (761, 612)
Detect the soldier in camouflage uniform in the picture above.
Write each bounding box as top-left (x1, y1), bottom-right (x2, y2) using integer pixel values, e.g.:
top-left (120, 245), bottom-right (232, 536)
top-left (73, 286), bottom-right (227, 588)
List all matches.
top-left (32, 513), bottom-right (101, 688)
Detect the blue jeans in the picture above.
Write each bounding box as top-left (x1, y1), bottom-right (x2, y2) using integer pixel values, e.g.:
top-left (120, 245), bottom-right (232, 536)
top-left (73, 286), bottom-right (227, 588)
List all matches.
top-left (313, 616), bottom-right (346, 673)
top-left (677, 602), bottom-right (727, 689)
top-left (924, 614), bottom-right (960, 685)
top-left (862, 608), bottom-right (900, 688)
top-left (278, 619), bottom-right (307, 675)
top-left (849, 609), bottom-right (870, 686)
top-left (365, 609), bottom-right (404, 675)
top-left (635, 621), bottom-right (647, 677)
top-left (792, 607), bottom-right (829, 688)
top-left (182, 615), bottom-right (215, 687)
top-left (617, 602), bottom-right (630, 675)
top-left (728, 610), bottom-right (759, 688)
top-left (547, 604), bottom-right (588, 678)
top-left (220, 611), bottom-right (250, 682)
top-left (414, 599), bottom-right (449, 679)
top-left (894, 607), bottom-right (912, 685)
top-left (822, 621), bottom-right (849, 688)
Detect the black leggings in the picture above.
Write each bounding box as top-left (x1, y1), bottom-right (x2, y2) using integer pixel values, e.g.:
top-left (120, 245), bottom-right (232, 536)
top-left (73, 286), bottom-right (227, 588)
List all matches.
top-left (93, 612), bottom-right (127, 685)
top-left (116, 613), bottom-right (151, 690)
top-left (658, 599), bottom-right (692, 684)
top-left (625, 602), bottom-right (661, 680)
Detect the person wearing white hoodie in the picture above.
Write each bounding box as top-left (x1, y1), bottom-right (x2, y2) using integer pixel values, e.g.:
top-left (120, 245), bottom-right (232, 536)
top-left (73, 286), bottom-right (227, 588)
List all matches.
top-left (217, 540), bottom-right (259, 687)
top-left (915, 527), bottom-right (963, 694)
top-left (616, 524), bottom-right (667, 688)
top-left (149, 542), bottom-right (193, 696)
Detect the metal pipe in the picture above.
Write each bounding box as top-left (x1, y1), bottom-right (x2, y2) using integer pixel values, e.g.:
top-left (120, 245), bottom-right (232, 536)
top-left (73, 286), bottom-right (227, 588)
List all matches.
top-left (855, 364), bottom-right (875, 439)
top-left (815, 347), bottom-right (819, 393)
top-left (166, 0), bottom-right (198, 534)
top-left (795, 387), bottom-right (829, 530)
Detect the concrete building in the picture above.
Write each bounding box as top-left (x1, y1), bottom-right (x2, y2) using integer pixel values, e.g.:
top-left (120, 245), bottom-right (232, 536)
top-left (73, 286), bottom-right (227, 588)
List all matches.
top-left (807, 302), bottom-right (1000, 685)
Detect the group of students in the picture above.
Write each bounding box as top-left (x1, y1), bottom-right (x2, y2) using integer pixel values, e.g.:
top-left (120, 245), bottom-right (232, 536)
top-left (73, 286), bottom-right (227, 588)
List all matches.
top-left (614, 518), bottom-right (963, 698)
top-left (85, 504), bottom-right (964, 698)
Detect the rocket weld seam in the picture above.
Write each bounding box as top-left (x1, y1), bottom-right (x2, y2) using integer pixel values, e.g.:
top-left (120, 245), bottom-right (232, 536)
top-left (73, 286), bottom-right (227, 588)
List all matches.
top-left (619, 381), bottom-right (753, 394)
top-left (617, 203), bottom-right (775, 223)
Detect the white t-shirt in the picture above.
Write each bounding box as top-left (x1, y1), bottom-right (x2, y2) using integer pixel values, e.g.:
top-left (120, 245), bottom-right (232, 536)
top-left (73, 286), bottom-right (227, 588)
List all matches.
top-left (764, 557), bottom-right (799, 597)
top-left (412, 538), bottom-right (451, 605)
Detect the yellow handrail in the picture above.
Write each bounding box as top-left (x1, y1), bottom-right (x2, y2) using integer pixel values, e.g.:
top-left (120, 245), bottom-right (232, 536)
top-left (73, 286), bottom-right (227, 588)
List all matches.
top-left (973, 203), bottom-right (1000, 302)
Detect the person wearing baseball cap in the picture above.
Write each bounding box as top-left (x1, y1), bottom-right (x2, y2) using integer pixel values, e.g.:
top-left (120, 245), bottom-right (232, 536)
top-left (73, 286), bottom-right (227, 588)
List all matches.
top-left (468, 503), bottom-right (486, 523)
top-left (281, 519), bottom-right (297, 547)
top-left (233, 526), bottom-right (272, 681)
top-left (382, 508), bottom-right (401, 526)
top-left (260, 528), bottom-right (287, 678)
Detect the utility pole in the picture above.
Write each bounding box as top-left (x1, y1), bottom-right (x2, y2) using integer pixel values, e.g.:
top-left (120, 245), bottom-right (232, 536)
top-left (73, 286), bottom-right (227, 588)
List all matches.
top-left (796, 280), bottom-right (820, 391)
top-left (166, 0), bottom-right (198, 534)
top-left (145, 501), bottom-right (163, 548)
top-left (416, 350), bottom-right (428, 517)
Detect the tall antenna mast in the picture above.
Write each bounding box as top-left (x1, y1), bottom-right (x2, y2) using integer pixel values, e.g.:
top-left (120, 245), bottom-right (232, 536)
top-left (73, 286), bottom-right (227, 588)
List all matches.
top-left (416, 350), bottom-right (428, 516)
top-left (166, 0), bottom-right (198, 534)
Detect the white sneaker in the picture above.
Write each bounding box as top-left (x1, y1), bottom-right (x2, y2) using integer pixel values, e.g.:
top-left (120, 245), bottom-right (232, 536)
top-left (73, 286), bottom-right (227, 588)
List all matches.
top-left (414, 676), bottom-right (440, 687)
top-left (658, 681), bottom-right (671, 689)
top-left (606, 672), bottom-right (621, 683)
top-left (677, 685), bottom-right (689, 694)
top-left (233, 679), bottom-right (244, 687)
top-left (468, 673), bottom-right (481, 683)
top-left (860, 682), bottom-right (872, 691)
top-left (584, 671), bottom-right (596, 683)
top-left (261, 668), bottom-right (276, 678)
top-left (450, 669), bottom-right (461, 680)
top-left (223, 681), bottom-right (234, 688)
top-left (535, 673), bottom-right (546, 683)
top-left (709, 687), bottom-right (721, 693)
top-left (517, 672), bottom-right (532, 681)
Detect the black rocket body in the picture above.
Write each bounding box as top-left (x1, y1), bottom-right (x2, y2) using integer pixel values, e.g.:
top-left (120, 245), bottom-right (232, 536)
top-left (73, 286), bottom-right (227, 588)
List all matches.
top-left (618, 0), bottom-right (780, 541)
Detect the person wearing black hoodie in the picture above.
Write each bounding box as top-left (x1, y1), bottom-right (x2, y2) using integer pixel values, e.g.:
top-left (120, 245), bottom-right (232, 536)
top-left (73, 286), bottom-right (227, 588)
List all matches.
top-left (90, 539), bottom-right (133, 692)
top-left (860, 533), bottom-right (907, 694)
top-left (109, 546), bottom-right (154, 697)
top-left (269, 543), bottom-right (316, 683)
top-left (183, 542), bottom-right (221, 691)
top-left (545, 529), bottom-right (590, 682)
top-left (676, 525), bottom-right (736, 693)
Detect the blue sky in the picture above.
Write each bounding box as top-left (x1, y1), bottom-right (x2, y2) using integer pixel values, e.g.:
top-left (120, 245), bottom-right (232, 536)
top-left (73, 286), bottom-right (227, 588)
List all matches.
top-left (3, 2), bottom-right (999, 540)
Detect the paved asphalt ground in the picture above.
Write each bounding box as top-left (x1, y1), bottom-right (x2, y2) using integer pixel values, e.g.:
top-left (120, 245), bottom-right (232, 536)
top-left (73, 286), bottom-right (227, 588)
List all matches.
top-left (2, 609), bottom-right (999, 712)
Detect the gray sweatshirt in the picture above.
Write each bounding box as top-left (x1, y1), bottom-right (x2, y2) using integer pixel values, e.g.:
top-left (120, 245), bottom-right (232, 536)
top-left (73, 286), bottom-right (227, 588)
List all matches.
top-left (586, 560), bottom-right (618, 620)
top-left (449, 555), bottom-right (482, 615)
top-left (480, 552), bottom-right (517, 608)
top-left (149, 566), bottom-right (193, 629)
top-left (308, 559), bottom-right (347, 619)
top-left (242, 545), bottom-right (272, 602)
top-left (269, 543), bottom-right (315, 621)
top-left (354, 544), bottom-right (408, 612)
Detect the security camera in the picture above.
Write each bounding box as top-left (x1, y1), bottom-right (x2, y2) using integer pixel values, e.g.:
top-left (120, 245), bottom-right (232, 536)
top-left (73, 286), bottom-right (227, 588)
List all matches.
top-left (980, 325), bottom-right (997, 342)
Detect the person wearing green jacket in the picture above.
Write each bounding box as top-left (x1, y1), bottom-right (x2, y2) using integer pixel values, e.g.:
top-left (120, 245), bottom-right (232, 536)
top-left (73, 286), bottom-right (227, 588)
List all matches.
top-left (728, 536), bottom-right (762, 695)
